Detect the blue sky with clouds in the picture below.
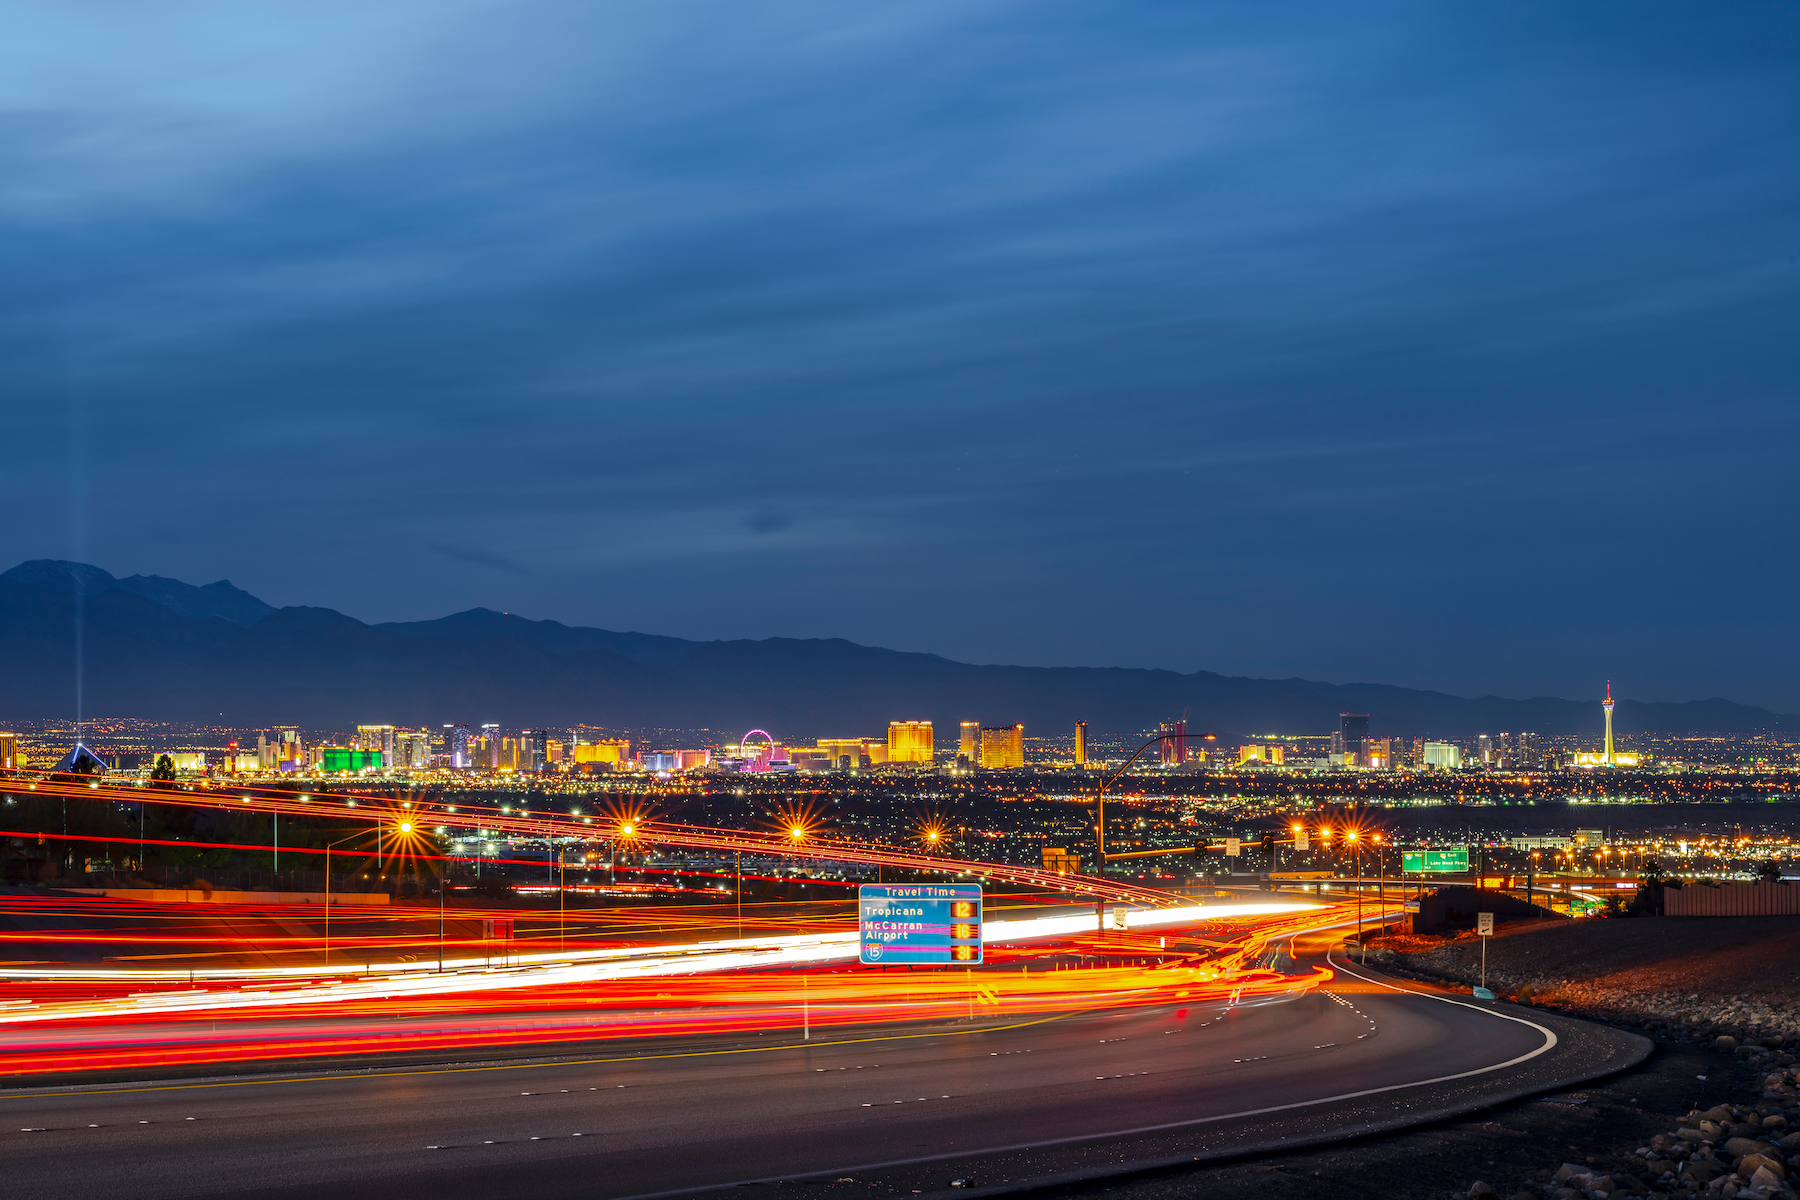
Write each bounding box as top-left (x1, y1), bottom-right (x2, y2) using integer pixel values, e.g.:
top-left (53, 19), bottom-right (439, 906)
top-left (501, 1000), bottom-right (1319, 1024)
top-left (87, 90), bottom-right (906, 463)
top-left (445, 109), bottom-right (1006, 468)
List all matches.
top-left (3, 1), bottom-right (1797, 707)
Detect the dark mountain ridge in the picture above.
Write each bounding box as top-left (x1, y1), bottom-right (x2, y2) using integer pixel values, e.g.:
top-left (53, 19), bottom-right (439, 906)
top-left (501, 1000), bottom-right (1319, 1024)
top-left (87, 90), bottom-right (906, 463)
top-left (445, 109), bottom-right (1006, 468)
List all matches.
top-left (0, 561), bottom-right (1789, 739)
top-left (2, 559), bottom-right (276, 626)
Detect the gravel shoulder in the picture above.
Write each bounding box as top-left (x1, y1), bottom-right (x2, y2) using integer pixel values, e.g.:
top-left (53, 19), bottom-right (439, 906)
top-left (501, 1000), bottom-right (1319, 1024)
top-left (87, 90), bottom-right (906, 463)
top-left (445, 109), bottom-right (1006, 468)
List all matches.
top-left (1366, 916), bottom-right (1800, 1044)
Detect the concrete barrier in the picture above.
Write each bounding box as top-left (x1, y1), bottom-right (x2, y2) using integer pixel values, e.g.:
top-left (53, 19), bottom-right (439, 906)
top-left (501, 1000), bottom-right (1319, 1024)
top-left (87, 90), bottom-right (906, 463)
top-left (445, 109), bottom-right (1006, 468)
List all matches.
top-left (1664, 881), bottom-right (1800, 916)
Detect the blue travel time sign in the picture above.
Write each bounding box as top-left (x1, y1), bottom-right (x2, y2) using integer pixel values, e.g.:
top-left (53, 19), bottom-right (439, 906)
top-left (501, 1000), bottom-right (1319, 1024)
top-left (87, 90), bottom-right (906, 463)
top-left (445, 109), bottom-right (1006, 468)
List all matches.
top-left (858, 884), bottom-right (983, 965)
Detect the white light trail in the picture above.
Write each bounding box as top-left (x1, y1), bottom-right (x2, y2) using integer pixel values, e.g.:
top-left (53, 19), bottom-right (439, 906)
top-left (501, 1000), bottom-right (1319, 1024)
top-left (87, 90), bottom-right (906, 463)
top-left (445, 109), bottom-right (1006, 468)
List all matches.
top-left (0, 902), bottom-right (1324, 1027)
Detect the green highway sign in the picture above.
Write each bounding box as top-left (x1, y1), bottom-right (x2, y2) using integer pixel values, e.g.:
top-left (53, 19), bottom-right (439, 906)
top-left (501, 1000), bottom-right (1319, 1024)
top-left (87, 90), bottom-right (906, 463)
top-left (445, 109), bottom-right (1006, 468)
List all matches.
top-left (1402, 849), bottom-right (1470, 873)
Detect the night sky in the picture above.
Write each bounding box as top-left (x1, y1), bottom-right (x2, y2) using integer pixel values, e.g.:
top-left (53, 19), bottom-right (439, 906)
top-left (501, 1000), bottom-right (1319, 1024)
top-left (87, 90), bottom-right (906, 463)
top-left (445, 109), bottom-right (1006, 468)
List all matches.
top-left (4, 2), bottom-right (1797, 709)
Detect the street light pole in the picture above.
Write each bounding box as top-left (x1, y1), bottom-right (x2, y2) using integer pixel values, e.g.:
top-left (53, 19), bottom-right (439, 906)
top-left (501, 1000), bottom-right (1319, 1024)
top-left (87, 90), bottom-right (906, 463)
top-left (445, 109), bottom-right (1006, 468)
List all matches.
top-left (1094, 730), bottom-right (1216, 881)
top-left (323, 819), bottom-right (411, 972)
top-left (1374, 836), bottom-right (1385, 945)
top-left (322, 830), bottom-right (363, 971)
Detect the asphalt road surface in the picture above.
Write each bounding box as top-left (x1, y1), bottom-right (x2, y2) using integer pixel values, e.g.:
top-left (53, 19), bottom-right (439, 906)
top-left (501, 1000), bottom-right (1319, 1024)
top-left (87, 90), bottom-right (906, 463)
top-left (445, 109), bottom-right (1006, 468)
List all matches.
top-left (1, 953), bottom-right (1647, 1200)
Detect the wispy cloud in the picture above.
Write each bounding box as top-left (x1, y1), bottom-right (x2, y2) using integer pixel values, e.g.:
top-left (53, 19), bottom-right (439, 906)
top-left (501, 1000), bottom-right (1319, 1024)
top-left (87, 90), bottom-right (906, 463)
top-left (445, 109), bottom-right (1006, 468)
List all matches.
top-left (0, 1), bottom-right (1796, 705)
top-left (430, 544), bottom-right (534, 576)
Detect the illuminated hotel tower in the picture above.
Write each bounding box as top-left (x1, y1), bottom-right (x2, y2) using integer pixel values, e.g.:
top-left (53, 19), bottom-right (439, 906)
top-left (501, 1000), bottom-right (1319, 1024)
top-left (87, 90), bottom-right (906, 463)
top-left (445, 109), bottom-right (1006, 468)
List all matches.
top-left (1074, 721), bottom-right (1088, 766)
top-left (1603, 680), bottom-right (1615, 766)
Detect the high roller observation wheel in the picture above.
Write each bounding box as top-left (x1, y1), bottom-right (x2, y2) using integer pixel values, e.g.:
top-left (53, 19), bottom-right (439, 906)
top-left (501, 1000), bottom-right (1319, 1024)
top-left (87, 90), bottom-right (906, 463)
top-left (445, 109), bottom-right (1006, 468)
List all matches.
top-left (739, 729), bottom-right (774, 768)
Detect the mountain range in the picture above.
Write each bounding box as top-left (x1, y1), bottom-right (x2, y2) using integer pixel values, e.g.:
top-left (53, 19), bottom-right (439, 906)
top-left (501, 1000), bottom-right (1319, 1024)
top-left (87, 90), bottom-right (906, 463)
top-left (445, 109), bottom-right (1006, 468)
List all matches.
top-left (0, 559), bottom-right (1790, 739)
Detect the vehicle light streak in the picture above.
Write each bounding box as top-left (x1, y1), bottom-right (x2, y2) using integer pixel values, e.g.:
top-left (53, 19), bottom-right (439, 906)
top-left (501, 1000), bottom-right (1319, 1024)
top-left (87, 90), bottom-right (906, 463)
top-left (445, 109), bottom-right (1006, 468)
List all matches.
top-left (0, 902), bottom-right (1328, 991)
top-left (0, 901), bottom-right (1401, 1078)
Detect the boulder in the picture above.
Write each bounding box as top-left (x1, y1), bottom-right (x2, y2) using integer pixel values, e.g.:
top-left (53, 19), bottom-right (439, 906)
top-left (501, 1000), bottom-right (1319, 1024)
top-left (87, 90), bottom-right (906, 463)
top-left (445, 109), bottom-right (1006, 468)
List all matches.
top-left (1680, 1159), bottom-right (1725, 1184)
top-left (1750, 1164), bottom-right (1785, 1192)
top-left (1466, 1183), bottom-right (1496, 1198)
top-left (1609, 1172), bottom-right (1648, 1193)
top-left (1723, 1136), bottom-right (1777, 1160)
top-left (1737, 1153), bottom-right (1784, 1178)
top-left (1554, 1163), bottom-right (1590, 1183)
top-left (1717, 1035), bottom-right (1739, 1049)
top-left (1508, 1193), bottom-right (1537, 1200)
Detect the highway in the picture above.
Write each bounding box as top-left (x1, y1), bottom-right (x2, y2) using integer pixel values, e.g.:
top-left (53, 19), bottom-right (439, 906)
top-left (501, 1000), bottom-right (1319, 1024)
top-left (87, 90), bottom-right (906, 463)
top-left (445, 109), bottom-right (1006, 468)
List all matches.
top-left (0, 938), bottom-right (1649, 1200)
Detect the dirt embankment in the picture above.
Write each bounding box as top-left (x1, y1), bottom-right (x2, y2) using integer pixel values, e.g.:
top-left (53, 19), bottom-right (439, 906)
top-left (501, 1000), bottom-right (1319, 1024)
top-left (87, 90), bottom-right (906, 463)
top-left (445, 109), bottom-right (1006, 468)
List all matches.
top-left (1364, 915), bottom-right (1800, 1044)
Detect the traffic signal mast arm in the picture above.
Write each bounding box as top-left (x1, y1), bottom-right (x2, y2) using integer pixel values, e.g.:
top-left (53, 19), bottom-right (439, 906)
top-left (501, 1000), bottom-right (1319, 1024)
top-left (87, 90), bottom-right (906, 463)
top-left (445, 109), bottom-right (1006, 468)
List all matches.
top-left (1104, 835), bottom-right (1302, 861)
top-left (1094, 729), bottom-right (1215, 873)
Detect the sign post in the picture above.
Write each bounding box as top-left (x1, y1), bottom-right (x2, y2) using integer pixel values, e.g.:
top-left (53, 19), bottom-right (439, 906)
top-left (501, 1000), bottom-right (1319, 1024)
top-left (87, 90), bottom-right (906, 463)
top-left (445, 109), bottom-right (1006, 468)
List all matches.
top-left (1476, 911), bottom-right (1494, 997)
top-left (859, 885), bottom-right (982, 964)
top-left (1225, 837), bottom-right (1240, 858)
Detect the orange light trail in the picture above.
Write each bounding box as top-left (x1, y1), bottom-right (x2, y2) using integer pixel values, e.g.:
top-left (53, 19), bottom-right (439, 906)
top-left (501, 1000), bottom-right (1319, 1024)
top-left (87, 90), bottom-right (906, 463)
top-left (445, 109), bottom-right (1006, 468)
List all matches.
top-left (0, 904), bottom-right (1352, 1078)
top-left (0, 772), bottom-right (1404, 1081)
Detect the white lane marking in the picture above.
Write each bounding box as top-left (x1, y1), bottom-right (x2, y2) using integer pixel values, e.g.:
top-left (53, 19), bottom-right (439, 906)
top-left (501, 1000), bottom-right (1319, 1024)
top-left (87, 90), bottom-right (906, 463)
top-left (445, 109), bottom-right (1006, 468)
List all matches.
top-left (1322, 952), bottom-right (1559, 1056)
top-left (609, 961), bottom-right (1563, 1200)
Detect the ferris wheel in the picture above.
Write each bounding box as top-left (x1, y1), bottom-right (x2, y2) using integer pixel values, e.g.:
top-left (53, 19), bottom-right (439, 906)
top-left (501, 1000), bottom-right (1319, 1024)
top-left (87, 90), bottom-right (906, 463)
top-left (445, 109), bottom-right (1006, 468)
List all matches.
top-left (740, 729), bottom-right (775, 771)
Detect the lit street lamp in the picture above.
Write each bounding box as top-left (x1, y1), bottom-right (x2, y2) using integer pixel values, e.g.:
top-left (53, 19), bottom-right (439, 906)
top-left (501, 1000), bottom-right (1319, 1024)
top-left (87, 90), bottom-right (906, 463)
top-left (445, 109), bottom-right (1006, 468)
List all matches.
top-left (324, 821), bottom-right (409, 970)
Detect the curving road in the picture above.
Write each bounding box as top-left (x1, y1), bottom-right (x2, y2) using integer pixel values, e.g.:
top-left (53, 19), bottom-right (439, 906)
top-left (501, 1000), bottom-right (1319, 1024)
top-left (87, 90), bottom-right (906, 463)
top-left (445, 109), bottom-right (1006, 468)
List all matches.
top-left (0, 938), bottom-right (1648, 1200)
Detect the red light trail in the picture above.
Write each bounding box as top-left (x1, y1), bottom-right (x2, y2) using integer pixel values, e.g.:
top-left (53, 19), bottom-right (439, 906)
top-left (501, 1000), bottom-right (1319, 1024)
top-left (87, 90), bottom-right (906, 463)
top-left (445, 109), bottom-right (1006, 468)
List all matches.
top-left (0, 771), bottom-right (1404, 1083)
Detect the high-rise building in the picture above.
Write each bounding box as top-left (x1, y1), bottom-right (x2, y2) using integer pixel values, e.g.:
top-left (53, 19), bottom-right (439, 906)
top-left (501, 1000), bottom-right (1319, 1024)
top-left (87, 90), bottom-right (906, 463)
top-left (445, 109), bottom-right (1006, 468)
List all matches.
top-left (1339, 713), bottom-right (1370, 765)
top-left (887, 721), bottom-right (934, 765)
top-left (1074, 721), bottom-right (1088, 767)
top-left (523, 729), bottom-right (549, 772)
top-left (479, 723), bottom-right (502, 770)
top-left (1516, 732), bottom-right (1539, 771)
top-left (1158, 720), bottom-right (1188, 765)
top-left (0, 731), bottom-right (17, 770)
top-left (357, 725), bottom-right (397, 766)
top-left (572, 739), bottom-right (631, 766)
top-left (257, 727), bottom-right (302, 770)
top-left (1574, 683), bottom-right (1640, 768)
top-left (394, 728), bottom-right (432, 769)
top-left (1423, 741), bottom-right (1461, 769)
top-left (815, 738), bottom-right (865, 769)
top-left (443, 724), bottom-right (471, 769)
top-left (959, 721), bottom-right (980, 763)
top-left (1602, 681), bottom-right (1616, 766)
top-left (980, 724), bottom-right (1025, 769)
top-left (1477, 733), bottom-right (1494, 766)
